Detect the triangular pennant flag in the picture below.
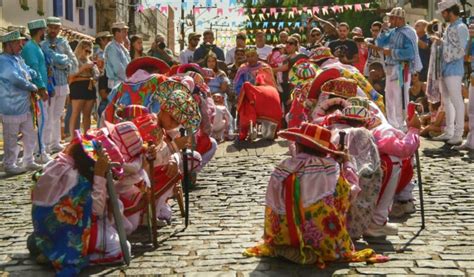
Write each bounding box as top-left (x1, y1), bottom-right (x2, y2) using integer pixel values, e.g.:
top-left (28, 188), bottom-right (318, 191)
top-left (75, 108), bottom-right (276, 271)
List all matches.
top-left (292, 7), bottom-right (298, 13)
top-left (281, 7), bottom-right (287, 14)
top-left (251, 8), bottom-right (257, 14)
top-left (313, 7), bottom-right (319, 14)
top-left (354, 4), bottom-right (362, 11)
top-left (262, 8), bottom-right (267, 13)
top-left (229, 8), bottom-right (234, 13)
top-left (288, 11), bottom-right (294, 19)
top-left (287, 22), bottom-right (292, 27)
top-left (321, 6), bottom-right (329, 15)
top-left (250, 14), bottom-right (256, 19)
top-left (344, 4), bottom-right (353, 10)
top-left (259, 13), bottom-right (265, 20)
top-left (263, 21), bottom-right (269, 28)
top-left (307, 10), bottom-right (312, 16)
top-left (270, 8), bottom-right (276, 15)
top-left (194, 7), bottom-right (200, 14)
top-left (302, 7), bottom-right (308, 12)
top-left (255, 22), bottom-right (260, 27)
top-left (217, 8), bottom-right (223, 16)
top-left (365, 3), bottom-right (370, 8)
top-left (238, 7), bottom-right (244, 16)
top-left (272, 21), bottom-right (277, 27)
top-left (274, 12), bottom-right (279, 19)
top-left (294, 22), bottom-right (300, 28)
top-left (160, 6), bottom-right (168, 14)
top-left (278, 22), bottom-right (284, 29)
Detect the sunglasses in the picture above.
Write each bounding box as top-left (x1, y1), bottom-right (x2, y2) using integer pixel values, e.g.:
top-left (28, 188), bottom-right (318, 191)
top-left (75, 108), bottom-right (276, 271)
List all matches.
top-left (286, 41), bottom-right (296, 45)
top-left (312, 33), bottom-right (322, 37)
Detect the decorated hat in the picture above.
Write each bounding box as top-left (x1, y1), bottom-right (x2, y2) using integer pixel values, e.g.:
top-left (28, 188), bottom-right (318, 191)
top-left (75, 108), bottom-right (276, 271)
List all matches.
top-left (309, 47), bottom-right (334, 63)
top-left (289, 59), bottom-right (319, 86)
top-left (0, 31), bottom-right (25, 43)
top-left (347, 97), bottom-right (370, 110)
top-left (307, 68), bottom-right (341, 100)
top-left (321, 77), bottom-right (358, 99)
top-left (176, 63), bottom-right (205, 76)
top-left (184, 71), bottom-right (210, 94)
top-left (115, 104), bottom-right (150, 121)
top-left (105, 121), bottom-right (144, 162)
top-left (27, 19), bottom-right (47, 31)
top-left (132, 113), bottom-right (161, 145)
top-left (46, 16), bottom-right (62, 26)
top-left (154, 80), bottom-right (201, 131)
top-left (169, 75), bottom-right (195, 92)
top-left (387, 7), bottom-right (406, 18)
top-left (278, 122), bottom-right (343, 156)
top-left (126, 56), bottom-right (170, 77)
top-left (313, 97), bottom-right (350, 118)
top-left (326, 105), bottom-right (371, 127)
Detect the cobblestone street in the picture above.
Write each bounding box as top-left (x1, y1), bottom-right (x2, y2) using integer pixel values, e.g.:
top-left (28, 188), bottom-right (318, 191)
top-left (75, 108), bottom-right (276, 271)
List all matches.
top-left (0, 139), bottom-right (474, 276)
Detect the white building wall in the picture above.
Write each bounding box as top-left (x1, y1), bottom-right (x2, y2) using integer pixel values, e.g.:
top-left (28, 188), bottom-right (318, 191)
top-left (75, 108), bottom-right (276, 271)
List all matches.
top-left (1, 0), bottom-right (96, 36)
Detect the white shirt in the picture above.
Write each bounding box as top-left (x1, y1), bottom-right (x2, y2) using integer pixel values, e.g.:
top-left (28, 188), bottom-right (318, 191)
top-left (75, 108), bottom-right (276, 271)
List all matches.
top-left (256, 45), bottom-right (273, 61)
top-left (225, 47), bottom-right (236, 65)
top-left (179, 48), bottom-right (195, 64)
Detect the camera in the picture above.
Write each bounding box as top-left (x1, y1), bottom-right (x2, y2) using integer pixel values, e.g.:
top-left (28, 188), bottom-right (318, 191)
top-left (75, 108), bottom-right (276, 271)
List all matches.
top-left (158, 42), bottom-right (166, 50)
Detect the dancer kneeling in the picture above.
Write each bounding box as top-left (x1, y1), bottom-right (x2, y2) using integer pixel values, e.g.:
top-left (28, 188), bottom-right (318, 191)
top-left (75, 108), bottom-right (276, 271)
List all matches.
top-left (28, 132), bottom-right (130, 276)
top-left (244, 123), bottom-right (387, 268)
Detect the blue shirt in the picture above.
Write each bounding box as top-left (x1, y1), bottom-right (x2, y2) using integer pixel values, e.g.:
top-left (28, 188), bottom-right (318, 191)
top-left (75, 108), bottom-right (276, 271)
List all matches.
top-left (376, 25), bottom-right (422, 73)
top-left (0, 54), bottom-right (38, 115)
top-left (104, 40), bottom-right (131, 88)
top-left (41, 36), bottom-right (78, 86)
top-left (441, 18), bottom-right (469, 77)
top-left (471, 38), bottom-right (474, 77)
top-left (21, 40), bottom-right (48, 89)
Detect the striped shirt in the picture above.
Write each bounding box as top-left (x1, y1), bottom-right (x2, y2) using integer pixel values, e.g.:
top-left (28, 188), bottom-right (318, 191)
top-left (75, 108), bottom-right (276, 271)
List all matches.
top-left (41, 36), bottom-right (78, 86)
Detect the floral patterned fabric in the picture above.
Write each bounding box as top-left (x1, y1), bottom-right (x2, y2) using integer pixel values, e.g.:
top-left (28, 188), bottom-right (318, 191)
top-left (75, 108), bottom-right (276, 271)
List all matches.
top-left (31, 175), bottom-right (93, 277)
top-left (244, 155), bottom-right (387, 267)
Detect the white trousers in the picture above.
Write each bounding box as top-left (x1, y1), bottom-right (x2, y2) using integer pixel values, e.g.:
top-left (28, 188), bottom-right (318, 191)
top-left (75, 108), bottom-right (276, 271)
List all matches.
top-left (385, 69), bottom-right (411, 131)
top-left (464, 84), bottom-right (474, 148)
top-left (89, 217), bottom-right (131, 264)
top-left (35, 100), bottom-right (49, 155)
top-left (2, 113), bottom-right (36, 168)
top-left (372, 156), bottom-right (402, 225)
top-left (440, 76), bottom-right (464, 138)
top-left (44, 85), bottom-right (68, 151)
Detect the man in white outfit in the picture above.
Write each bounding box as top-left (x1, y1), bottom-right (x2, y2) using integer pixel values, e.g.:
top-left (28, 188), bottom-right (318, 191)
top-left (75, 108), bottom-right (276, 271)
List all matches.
top-left (432, 0), bottom-right (469, 145)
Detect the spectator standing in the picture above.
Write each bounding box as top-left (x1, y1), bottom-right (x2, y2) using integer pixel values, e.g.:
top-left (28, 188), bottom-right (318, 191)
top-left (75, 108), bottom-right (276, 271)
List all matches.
top-left (306, 27), bottom-right (323, 50)
top-left (193, 30), bottom-right (225, 64)
top-left (278, 31), bottom-right (289, 45)
top-left (0, 31), bottom-right (41, 174)
top-left (68, 40), bottom-right (99, 136)
top-left (432, 0), bottom-right (469, 145)
top-left (328, 23), bottom-right (359, 67)
top-left (130, 35), bottom-right (145, 60)
top-left (94, 31), bottom-right (113, 122)
top-left (179, 32), bottom-right (201, 64)
top-left (148, 33), bottom-right (177, 66)
top-left (255, 31), bottom-right (273, 61)
top-left (225, 32), bottom-right (247, 65)
top-left (104, 22), bottom-right (130, 89)
top-left (22, 19), bottom-right (51, 164)
top-left (40, 17), bottom-right (78, 153)
top-left (351, 27), bottom-right (368, 74)
top-left (376, 7), bottom-right (422, 130)
top-left (364, 21), bottom-right (385, 77)
top-left (414, 20), bottom-right (431, 82)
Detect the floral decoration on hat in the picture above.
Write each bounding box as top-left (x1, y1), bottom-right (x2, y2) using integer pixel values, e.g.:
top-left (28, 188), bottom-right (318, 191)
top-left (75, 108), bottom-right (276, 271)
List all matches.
top-left (289, 59), bottom-right (320, 87)
top-left (321, 77), bottom-right (358, 99)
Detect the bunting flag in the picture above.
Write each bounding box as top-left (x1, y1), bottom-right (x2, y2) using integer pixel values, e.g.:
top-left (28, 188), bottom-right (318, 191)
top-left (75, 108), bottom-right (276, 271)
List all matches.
top-left (217, 8), bottom-right (223, 16)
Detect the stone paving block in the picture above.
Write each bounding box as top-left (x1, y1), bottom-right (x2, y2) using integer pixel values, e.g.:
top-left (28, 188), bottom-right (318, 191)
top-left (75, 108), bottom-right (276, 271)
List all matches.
top-left (457, 261), bottom-right (474, 269)
top-left (416, 260), bottom-right (457, 268)
top-left (410, 268), bottom-right (465, 276)
top-left (355, 267), bottom-right (408, 274)
top-left (185, 271), bottom-right (237, 277)
top-left (441, 254), bottom-right (474, 261)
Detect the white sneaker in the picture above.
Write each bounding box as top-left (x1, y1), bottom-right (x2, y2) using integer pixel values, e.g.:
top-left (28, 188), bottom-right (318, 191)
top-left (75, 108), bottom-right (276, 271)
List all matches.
top-left (432, 133), bottom-right (452, 141)
top-left (35, 153), bottom-right (53, 164)
top-left (453, 143), bottom-right (473, 151)
top-left (24, 162), bottom-right (43, 171)
top-left (49, 144), bottom-right (65, 154)
top-left (364, 222), bottom-right (398, 237)
top-left (447, 136), bottom-right (463, 145)
top-left (4, 165), bottom-right (27, 175)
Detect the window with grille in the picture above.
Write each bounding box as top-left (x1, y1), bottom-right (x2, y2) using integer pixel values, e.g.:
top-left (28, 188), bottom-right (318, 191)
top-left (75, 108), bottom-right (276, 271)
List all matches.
top-left (65, 0), bottom-right (73, 21)
top-left (88, 6), bottom-right (94, 28)
top-left (53, 0), bottom-right (63, 17)
top-left (79, 8), bottom-right (85, 25)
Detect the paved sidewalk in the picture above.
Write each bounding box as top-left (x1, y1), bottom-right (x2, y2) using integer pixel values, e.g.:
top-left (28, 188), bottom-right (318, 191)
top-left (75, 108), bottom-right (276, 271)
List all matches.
top-left (0, 139), bottom-right (473, 276)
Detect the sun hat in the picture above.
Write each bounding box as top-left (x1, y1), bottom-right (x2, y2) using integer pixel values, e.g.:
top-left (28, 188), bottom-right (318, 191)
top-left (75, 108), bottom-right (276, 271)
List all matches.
top-left (386, 7), bottom-right (406, 18)
top-left (27, 19), bottom-right (47, 31)
top-left (436, 0), bottom-right (459, 14)
top-left (126, 56), bottom-right (170, 77)
top-left (176, 63), bottom-right (205, 76)
top-left (326, 105), bottom-right (371, 127)
top-left (111, 22), bottom-right (129, 29)
top-left (278, 122), bottom-right (343, 156)
top-left (154, 80), bottom-right (201, 132)
top-left (104, 121), bottom-right (144, 162)
top-left (96, 31), bottom-right (113, 38)
top-left (289, 59), bottom-right (319, 86)
top-left (0, 31), bottom-right (25, 43)
top-left (46, 17), bottom-right (62, 26)
top-left (184, 71), bottom-right (210, 94)
top-left (321, 77), bottom-right (358, 99)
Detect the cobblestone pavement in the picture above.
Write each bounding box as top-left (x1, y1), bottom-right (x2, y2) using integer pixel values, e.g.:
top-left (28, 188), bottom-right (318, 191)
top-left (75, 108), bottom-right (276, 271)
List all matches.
top-left (0, 139), bottom-right (473, 276)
